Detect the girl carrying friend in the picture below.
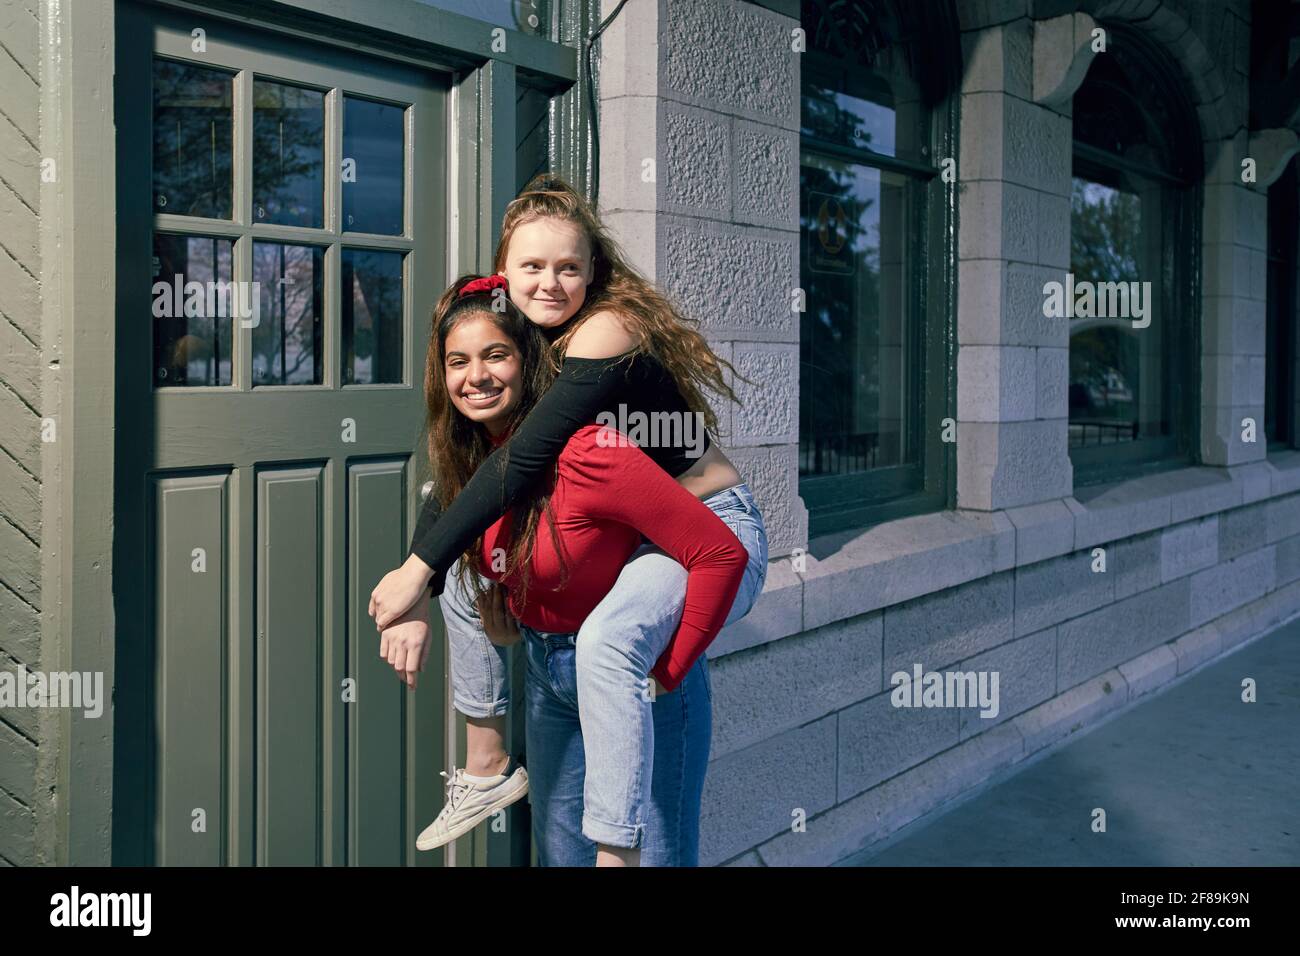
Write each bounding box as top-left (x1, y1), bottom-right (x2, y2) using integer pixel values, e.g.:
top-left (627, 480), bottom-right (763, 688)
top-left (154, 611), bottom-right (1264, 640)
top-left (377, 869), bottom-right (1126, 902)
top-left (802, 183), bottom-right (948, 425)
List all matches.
top-left (415, 274), bottom-right (746, 864)
top-left (368, 174), bottom-right (769, 865)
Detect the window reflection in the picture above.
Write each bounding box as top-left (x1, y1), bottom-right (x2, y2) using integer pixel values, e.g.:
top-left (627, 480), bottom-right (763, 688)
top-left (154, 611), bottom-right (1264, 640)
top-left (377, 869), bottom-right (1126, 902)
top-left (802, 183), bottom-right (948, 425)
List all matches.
top-left (1068, 175), bottom-right (1166, 447)
top-left (152, 59), bottom-right (234, 219)
top-left (802, 75), bottom-right (897, 156)
top-left (801, 51), bottom-right (925, 164)
top-left (342, 249), bottom-right (403, 385)
top-left (800, 152), bottom-right (914, 476)
top-left (152, 233), bottom-right (234, 387)
top-left (252, 242), bottom-right (324, 386)
top-left (253, 79), bottom-right (325, 228)
top-left (342, 97), bottom-right (405, 235)
top-left (1067, 26), bottom-right (1198, 475)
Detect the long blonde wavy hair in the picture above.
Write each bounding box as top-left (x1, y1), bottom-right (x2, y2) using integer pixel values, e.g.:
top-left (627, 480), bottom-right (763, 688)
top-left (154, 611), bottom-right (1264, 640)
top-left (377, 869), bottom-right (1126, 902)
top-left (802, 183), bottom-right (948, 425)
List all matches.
top-left (492, 173), bottom-right (746, 435)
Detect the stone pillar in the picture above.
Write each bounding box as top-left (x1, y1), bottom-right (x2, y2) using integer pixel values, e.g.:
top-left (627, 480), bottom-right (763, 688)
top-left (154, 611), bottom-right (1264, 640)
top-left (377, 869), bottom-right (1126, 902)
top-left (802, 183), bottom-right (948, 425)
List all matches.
top-left (598, 0), bottom-right (807, 556)
top-left (1201, 133), bottom-right (1268, 466)
top-left (955, 16), bottom-right (1075, 511)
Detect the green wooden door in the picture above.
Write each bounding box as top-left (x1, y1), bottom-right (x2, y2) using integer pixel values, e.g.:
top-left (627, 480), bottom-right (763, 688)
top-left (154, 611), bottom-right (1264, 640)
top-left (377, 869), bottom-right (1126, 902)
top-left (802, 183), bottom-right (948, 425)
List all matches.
top-left (112, 2), bottom-right (449, 866)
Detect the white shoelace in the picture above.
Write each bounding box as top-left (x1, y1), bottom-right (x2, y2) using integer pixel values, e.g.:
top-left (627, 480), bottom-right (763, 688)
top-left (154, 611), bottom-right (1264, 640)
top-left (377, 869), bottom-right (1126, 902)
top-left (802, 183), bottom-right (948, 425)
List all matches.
top-left (439, 767), bottom-right (470, 814)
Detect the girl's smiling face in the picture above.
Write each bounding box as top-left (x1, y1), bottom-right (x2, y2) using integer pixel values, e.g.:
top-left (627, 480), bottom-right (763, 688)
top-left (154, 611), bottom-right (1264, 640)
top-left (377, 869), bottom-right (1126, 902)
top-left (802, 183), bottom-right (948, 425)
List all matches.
top-left (443, 313), bottom-right (523, 434)
top-left (499, 217), bottom-right (594, 330)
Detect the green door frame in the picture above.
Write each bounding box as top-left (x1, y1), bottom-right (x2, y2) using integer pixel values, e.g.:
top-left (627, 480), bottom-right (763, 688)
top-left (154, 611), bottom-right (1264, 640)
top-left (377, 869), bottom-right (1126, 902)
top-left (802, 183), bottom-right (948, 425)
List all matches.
top-left (58, 0), bottom-right (593, 866)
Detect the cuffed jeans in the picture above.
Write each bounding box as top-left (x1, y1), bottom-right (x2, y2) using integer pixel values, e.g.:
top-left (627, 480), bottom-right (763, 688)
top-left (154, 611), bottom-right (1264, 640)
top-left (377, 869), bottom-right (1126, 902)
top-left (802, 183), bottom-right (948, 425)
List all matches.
top-left (522, 626), bottom-right (711, 866)
top-left (438, 482), bottom-right (768, 858)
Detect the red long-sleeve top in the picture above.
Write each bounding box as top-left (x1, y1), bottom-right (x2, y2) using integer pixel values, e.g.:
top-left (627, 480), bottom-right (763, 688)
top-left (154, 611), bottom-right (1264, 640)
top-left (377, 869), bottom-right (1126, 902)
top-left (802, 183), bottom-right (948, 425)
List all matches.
top-left (479, 423), bottom-right (747, 692)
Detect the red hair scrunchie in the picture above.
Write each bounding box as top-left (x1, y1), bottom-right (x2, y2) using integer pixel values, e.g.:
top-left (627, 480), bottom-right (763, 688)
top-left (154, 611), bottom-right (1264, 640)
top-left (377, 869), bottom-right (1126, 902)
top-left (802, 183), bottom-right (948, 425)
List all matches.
top-left (459, 274), bottom-right (508, 297)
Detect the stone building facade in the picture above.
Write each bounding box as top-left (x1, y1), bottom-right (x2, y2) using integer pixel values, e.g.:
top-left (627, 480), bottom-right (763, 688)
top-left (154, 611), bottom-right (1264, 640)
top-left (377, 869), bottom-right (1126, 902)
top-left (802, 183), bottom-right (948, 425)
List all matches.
top-left (596, 0), bottom-right (1300, 865)
top-left (1, 0), bottom-right (1297, 866)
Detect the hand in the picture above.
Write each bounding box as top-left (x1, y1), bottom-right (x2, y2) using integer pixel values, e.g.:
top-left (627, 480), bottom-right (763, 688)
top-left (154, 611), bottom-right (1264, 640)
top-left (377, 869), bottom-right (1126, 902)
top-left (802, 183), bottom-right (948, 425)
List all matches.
top-left (478, 584), bottom-right (521, 647)
top-left (379, 592), bottom-right (432, 688)
top-left (651, 677), bottom-right (670, 698)
top-left (369, 555), bottom-right (433, 630)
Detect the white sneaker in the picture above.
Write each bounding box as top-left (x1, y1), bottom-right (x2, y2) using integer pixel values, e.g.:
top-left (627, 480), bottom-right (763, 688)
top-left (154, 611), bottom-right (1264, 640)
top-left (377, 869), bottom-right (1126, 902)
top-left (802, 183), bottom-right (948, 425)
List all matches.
top-left (416, 757), bottom-right (530, 851)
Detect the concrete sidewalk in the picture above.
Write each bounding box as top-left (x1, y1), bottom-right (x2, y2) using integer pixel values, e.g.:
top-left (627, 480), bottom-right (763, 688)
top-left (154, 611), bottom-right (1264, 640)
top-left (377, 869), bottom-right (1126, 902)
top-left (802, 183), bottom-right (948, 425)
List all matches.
top-left (837, 615), bottom-right (1300, 866)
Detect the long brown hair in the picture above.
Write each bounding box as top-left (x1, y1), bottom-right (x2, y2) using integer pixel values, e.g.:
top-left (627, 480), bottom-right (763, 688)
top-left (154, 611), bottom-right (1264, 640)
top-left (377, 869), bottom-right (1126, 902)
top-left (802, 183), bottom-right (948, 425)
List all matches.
top-left (493, 173), bottom-right (747, 436)
top-left (423, 275), bottom-right (569, 613)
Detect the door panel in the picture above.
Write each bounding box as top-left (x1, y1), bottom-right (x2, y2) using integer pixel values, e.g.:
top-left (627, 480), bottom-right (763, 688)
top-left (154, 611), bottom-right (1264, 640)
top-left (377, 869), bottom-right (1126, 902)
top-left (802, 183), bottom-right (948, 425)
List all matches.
top-left (348, 460), bottom-right (408, 865)
top-left (114, 2), bottom-right (449, 866)
top-left (257, 467), bottom-right (323, 865)
top-left (153, 473), bottom-right (228, 866)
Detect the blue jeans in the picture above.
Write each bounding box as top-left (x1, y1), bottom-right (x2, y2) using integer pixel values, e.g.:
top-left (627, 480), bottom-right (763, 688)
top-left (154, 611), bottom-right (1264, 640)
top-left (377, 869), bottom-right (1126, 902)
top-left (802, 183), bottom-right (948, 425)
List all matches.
top-left (438, 482), bottom-right (768, 853)
top-left (522, 626), bottom-right (712, 866)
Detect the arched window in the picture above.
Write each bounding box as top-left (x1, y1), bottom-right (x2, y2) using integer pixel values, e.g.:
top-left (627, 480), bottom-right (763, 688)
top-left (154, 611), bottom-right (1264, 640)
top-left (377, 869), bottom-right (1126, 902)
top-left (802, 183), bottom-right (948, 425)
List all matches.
top-left (1068, 25), bottom-right (1201, 481)
top-left (798, 0), bottom-right (958, 534)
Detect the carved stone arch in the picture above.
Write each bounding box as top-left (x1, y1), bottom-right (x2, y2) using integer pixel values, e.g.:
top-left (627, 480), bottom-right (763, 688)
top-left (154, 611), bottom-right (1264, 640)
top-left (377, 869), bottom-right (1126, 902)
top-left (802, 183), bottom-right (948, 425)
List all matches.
top-left (1078, 0), bottom-right (1235, 143)
top-left (1071, 18), bottom-right (1205, 182)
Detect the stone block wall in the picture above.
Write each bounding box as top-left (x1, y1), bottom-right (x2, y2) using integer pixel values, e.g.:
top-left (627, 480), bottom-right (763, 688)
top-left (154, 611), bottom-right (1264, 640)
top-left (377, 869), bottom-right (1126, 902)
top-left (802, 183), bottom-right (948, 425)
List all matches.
top-left (597, 0), bottom-right (1300, 865)
top-left (707, 471), bottom-right (1300, 865)
top-left (598, 0), bottom-right (808, 557)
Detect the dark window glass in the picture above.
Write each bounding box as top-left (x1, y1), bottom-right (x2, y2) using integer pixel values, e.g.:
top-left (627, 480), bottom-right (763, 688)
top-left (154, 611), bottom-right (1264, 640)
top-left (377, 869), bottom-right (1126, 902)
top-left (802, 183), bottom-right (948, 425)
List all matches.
top-left (152, 233), bottom-right (235, 387)
top-left (342, 249), bottom-right (404, 385)
top-left (253, 79), bottom-right (325, 228)
top-left (799, 27), bottom-right (937, 532)
top-left (252, 242), bottom-right (325, 386)
top-left (1068, 176), bottom-right (1168, 446)
top-left (1072, 50), bottom-right (1190, 180)
top-left (342, 97), bottom-right (405, 235)
top-left (1068, 26), bottom-right (1199, 477)
top-left (802, 69), bottom-right (900, 158)
top-left (800, 154), bottom-right (918, 476)
top-left (152, 59), bottom-right (234, 219)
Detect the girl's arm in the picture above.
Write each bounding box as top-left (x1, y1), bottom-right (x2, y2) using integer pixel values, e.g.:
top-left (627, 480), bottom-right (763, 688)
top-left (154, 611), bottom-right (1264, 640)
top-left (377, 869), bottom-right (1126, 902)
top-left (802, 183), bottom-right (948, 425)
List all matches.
top-left (562, 427), bottom-right (748, 692)
top-left (408, 352), bottom-right (637, 595)
top-left (407, 487), bottom-right (442, 587)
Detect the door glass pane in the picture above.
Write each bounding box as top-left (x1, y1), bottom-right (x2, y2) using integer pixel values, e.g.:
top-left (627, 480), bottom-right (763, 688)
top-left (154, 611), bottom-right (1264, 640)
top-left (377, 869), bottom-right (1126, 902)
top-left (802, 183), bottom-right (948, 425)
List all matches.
top-left (253, 79), bottom-right (325, 228)
top-left (252, 242), bottom-right (324, 386)
top-left (152, 59), bottom-right (234, 219)
top-left (1068, 175), bottom-right (1166, 447)
top-left (800, 151), bottom-right (916, 477)
top-left (342, 96), bottom-right (405, 235)
top-left (342, 249), bottom-right (403, 385)
top-left (153, 234), bottom-right (235, 387)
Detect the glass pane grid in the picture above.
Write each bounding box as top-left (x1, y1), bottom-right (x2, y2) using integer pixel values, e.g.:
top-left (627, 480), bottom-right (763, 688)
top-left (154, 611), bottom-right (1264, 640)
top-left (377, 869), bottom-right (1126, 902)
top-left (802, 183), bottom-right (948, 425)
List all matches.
top-left (151, 55), bottom-right (412, 391)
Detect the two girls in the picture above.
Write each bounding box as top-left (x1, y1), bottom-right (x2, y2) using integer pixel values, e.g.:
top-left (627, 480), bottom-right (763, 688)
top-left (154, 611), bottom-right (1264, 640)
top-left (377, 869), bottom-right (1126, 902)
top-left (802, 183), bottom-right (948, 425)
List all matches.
top-left (368, 175), bottom-right (768, 865)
